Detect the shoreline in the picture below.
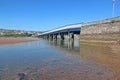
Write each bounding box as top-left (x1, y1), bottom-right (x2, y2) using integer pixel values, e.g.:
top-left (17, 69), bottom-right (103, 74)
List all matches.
top-left (80, 39), bottom-right (120, 49)
top-left (80, 32), bottom-right (120, 45)
top-left (0, 37), bottom-right (38, 45)
top-left (79, 33), bottom-right (120, 56)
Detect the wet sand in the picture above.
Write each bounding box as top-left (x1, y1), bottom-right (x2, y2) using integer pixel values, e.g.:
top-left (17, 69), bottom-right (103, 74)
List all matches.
top-left (80, 41), bottom-right (120, 80)
top-left (0, 37), bottom-right (36, 44)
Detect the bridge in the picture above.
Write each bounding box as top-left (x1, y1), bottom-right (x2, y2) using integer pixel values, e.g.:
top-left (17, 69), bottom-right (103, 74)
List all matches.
top-left (39, 23), bottom-right (82, 40)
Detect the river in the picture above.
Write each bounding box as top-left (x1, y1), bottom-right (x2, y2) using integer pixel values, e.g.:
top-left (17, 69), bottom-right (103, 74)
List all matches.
top-left (0, 39), bottom-right (119, 80)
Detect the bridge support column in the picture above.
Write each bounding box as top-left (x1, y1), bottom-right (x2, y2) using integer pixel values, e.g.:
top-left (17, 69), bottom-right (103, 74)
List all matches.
top-left (71, 33), bottom-right (74, 40)
top-left (48, 35), bottom-right (53, 40)
top-left (53, 35), bottom-right (57, 40)
top-left (68, 32), bottom-right (74, 40)
top-left (49, 35), bottom-right (51, 40)
top-left (60, 33), bottom-right (64, 40)
top-left (57, 33), bottom-right (60, 39)
top-left (68, 32), bottom-right (70, 40)
top-left (49, 35), bottom-right (51, 39)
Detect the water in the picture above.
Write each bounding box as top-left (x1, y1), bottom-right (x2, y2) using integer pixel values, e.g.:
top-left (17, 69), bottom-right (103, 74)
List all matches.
top-left (0, 39), bottom-right (119, 80)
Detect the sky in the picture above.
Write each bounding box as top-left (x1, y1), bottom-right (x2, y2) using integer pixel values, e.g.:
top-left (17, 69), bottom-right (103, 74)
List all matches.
top-left (0, 0), bottom-right (120, 31)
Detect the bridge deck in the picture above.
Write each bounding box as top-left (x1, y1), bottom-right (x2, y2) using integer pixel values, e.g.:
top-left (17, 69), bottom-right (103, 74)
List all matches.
top-left (40, 24), bottom-right (82, 36)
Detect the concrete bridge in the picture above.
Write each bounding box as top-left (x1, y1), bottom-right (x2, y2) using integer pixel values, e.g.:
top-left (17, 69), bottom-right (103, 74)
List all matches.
top-left (39, 23), bottom-right (82, 40)
top-left (39, 16), bottom-right (120, 40)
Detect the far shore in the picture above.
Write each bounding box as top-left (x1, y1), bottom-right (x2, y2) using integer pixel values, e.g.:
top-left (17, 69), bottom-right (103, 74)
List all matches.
top-left (0, 37), bottom-right (38, 45)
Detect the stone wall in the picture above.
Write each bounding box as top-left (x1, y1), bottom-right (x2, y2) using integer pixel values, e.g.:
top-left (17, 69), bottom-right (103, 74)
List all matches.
top-left (80, 16), bottom-right (120, 41)
top-left (81, 17), bottom-right (120, 35)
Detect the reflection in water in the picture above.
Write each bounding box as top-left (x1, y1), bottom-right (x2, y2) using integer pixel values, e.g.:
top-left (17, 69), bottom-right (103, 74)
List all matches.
top-left (80, 43), bottom-right (120, 79)
top-left (48, 39), bottom-right (120, 79)
top-left (0, 39), bottom-right (119, 80)
top-left (67, 40), bottom-right (74, 49)
top-left (47, 39), bottom-right (80, 57)
top-left (48, 39), bottom-right (79, 49)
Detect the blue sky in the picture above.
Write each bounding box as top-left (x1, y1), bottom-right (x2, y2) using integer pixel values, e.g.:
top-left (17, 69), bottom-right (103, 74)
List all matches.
top-left (0, 0), bottom-right (120, 31)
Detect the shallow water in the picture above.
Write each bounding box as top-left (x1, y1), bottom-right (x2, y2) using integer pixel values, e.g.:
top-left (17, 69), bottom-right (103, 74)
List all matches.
top-left (0, 39), bottom-right (119, 80)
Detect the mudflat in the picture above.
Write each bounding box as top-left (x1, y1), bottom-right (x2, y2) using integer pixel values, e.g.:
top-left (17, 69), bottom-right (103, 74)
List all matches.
top-left (0, 37), bottom-right (36, 44)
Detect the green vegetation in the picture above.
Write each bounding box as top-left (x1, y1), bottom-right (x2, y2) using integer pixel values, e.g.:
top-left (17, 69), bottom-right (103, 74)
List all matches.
top-left (0, 29), bottom-right (43, 37)
top-left (0, 33), bottom-right (32, 37)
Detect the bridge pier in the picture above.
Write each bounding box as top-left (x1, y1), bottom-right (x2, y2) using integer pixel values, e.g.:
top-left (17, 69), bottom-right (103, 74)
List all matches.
top-left (68, 32), bottom-right (74, 40)
top-left (71, 33), bottom-right (74, 40)
top-left (49, 35), bottom-right (53, 40)
top-left (54, 35), bottom-right (58, 40)
top-left (58, 33), bottom-right (61, 39)
top-left (68, 32), bottom-right (70, 40)
top-left (60, 33), bottom-right (64, 40)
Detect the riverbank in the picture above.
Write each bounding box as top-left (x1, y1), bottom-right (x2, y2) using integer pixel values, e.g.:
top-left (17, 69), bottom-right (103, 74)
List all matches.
top-left (80, 16), bottom-right (120, 51)
top-left (80, 32), bottom-right (120, 43)
top-left (0, 37), bottom-right (37, 45)
top-left (80, 33), bottom-right (120, 53)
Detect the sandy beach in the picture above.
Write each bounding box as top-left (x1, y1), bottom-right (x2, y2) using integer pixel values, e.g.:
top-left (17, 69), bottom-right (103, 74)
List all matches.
top-left (0, 37), bottom-right (36, 44)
